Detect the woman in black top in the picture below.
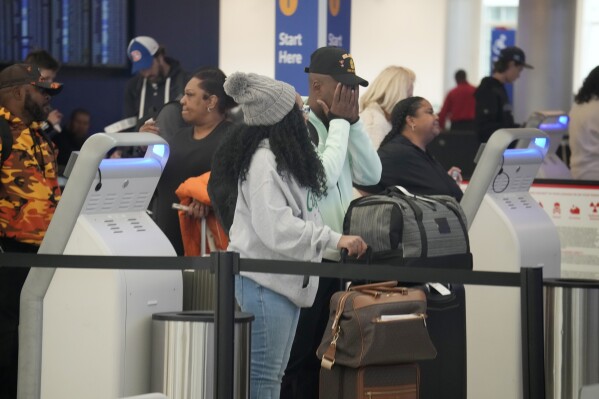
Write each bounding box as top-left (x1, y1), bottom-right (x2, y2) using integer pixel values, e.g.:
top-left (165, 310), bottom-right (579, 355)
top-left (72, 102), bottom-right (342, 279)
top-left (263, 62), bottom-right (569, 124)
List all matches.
top-left (356, 96), bottom-right (463, 201)
top-left (141, 67), bottom-right (237, 255)
top-left (357, 96), bottom-right (468, 399)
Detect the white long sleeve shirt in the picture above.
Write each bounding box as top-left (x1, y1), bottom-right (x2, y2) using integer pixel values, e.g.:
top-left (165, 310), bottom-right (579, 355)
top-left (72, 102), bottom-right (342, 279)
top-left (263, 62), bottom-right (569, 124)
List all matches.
top-left (569, 99), bottom-right (599, 180)
top-left (228, 140), bottom-right (341, 308)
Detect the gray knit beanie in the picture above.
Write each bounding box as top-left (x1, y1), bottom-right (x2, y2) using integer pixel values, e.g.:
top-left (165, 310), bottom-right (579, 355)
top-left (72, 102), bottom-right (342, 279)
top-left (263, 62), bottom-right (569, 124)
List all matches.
top-left (223, 72), bottom-right (296, 126)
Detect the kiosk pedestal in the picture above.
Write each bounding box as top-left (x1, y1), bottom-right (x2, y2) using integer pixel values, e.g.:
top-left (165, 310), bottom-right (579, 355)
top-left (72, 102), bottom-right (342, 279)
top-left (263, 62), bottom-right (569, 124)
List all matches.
top-left (19, 133), bottom-right (182, 399)
top-left (461, 129), bottom-right (561, 399)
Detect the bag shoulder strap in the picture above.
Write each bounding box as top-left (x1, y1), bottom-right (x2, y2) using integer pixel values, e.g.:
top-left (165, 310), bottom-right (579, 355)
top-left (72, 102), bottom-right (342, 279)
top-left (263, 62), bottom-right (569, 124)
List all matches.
top-left (349, 280), bottom-right (397, 291)
top-left (320, 291), bottom-right (354, 370)
top-left (0, 117), bottom-right (13, 166)
top-left (394, 185), bottom-right (438, 205)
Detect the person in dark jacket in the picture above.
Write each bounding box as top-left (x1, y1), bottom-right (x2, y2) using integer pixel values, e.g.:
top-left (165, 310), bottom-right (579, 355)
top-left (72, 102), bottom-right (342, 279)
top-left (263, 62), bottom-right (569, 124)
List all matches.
top-left (24, 50), bottom-right (63, 138)
top-left (52, 108), bottom-right (91, 175)
top-left (474, 46), bottom-right (533, 143)
top-left (124, 36), bottom-right (189, 129)
top-left (140, 67), bottom-right (237, 255)
top-left (356, 96), bottom-right (463, 201)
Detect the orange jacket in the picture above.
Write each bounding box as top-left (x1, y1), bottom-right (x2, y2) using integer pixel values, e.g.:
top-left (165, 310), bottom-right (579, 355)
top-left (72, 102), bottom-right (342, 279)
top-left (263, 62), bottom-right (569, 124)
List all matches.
top-left (0, 108), bottom-right (61, 245)
top-left (175, 172), bottom-right (228, 256)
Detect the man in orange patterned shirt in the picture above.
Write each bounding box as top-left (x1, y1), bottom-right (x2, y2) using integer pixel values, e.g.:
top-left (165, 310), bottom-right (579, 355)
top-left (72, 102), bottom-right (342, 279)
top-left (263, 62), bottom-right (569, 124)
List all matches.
top-left (0, 63), bottom-right (62, 399)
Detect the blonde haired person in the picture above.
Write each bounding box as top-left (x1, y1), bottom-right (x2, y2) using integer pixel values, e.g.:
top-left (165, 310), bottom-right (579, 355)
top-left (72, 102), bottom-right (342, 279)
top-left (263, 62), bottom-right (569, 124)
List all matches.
top-left (359, 65), bottom-right (416, 149)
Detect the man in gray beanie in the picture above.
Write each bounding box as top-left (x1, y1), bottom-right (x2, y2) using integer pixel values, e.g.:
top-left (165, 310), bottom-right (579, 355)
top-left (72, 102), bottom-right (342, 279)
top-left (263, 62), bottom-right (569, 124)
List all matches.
top-left (281, 47), bottom-right (382, 399)
top-left (212, 71), bottom-right (367, 399)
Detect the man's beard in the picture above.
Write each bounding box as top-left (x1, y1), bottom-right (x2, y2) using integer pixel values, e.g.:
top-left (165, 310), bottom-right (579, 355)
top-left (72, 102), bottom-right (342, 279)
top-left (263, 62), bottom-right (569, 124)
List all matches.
top-left (24, 92), bottom-right (48, 122)
top-left (150, 71), bottom-right (166, 85)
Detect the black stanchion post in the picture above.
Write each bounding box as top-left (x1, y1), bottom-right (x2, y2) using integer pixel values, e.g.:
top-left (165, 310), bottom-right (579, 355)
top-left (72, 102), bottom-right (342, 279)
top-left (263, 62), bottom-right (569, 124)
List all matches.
top-left (520, 267), bottom-right (545, 399)
top-left (213, 251), bottom-right (239, 399)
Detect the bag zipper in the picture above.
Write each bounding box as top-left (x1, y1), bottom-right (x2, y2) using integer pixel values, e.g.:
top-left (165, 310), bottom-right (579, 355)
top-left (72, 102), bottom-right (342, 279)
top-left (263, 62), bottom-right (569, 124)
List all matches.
top-left (350, 197), bottom-right (409, 212)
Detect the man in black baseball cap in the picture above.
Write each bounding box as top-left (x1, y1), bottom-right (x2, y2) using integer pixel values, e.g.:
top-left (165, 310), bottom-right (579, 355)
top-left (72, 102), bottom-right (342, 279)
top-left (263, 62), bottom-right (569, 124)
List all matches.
top-left (281, 46), bottom-right (381, 399)
top-left (474, 46), bottom-right (533, 143)
top-left (498, 46), bottom-right (534, 69)
top-left (304, 46), bottom-right (369, 87)
top-left (0, 63), bottom-right (63, 398)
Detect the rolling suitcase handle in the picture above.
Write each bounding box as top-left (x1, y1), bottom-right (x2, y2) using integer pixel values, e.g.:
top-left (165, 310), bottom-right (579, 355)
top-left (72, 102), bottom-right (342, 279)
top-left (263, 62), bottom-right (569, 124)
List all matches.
top-left (201, 216), bottom-right (217, 256)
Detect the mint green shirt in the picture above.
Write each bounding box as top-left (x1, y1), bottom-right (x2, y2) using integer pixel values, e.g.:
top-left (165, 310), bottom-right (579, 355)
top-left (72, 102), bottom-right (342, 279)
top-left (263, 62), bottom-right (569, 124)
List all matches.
top-left (309, 113), bottom-right (382, 260)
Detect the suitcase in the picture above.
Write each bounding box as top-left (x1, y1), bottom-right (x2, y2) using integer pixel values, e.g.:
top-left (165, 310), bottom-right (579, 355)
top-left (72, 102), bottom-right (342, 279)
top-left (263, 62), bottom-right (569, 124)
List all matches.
top-left (342, 186), bottom-right (470, 399)
top-left (419, 284), bottom-right (467, 399)
top-left (319, 363), bottom-right (420, 399)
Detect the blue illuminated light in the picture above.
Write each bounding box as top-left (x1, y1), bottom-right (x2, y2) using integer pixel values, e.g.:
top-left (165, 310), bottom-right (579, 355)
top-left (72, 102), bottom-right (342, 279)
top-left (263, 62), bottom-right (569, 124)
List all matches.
top-left (152, 144), bottom-right (165, 158)
top-left (539, 123), bottom-right (564, 130)
top-left (534, 137), bottom-right (547, 148)
top-left (539, 115), bottom-right (569, 131)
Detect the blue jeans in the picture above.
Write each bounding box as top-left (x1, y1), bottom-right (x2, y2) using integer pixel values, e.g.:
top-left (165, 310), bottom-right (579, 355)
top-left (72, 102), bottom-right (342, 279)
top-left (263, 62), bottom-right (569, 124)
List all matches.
top-left (235, 275), bottom-right (300, 399)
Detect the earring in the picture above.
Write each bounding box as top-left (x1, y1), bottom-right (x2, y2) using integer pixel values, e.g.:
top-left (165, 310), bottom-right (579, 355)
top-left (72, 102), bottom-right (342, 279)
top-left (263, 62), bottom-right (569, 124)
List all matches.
top-left (207, 107), bottom-right (213, 113)
top-left (411, 125), bottom-right (415, 131)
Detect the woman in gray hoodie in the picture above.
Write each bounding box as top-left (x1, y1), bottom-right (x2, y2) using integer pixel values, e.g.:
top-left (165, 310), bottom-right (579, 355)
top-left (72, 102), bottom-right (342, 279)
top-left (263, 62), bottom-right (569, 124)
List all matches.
top-left (215, 72), bottom-right (366, 399)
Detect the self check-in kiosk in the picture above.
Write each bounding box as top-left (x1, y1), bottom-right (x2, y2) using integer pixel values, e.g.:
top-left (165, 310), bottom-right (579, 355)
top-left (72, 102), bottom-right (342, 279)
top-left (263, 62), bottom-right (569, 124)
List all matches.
top-left (460, 129), bottom-right (561, 399)
top-left (18, 133), bottom-right (182, 399)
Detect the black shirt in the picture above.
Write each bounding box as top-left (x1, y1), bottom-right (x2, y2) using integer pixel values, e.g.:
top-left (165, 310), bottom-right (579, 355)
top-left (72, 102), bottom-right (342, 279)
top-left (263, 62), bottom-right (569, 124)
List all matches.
top-left (153, 120), bottom-right (233, 255)
top-left (474, 76), bottom-right (519, 143)
top-left (355, 134), bottom-right (463, 201)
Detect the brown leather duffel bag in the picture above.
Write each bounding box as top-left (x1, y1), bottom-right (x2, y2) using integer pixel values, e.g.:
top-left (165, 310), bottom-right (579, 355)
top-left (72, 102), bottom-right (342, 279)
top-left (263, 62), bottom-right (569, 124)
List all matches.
top-left (317, 281), bottom-right (437, 369)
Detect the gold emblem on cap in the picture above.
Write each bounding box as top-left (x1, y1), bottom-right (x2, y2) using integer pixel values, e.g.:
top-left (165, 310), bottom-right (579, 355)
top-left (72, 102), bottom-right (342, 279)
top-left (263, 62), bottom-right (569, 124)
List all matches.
top-left (340, 54), bottom-right (356, 73)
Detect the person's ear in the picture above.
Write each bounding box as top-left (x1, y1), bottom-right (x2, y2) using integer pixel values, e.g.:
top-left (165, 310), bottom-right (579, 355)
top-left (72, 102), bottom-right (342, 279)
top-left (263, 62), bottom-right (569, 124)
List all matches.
top-left (12, 85), bottom-right (25, 101)
top-left (311, 79), bottom-right (321, 93)
top-left (207, 94), bottom-right (218, 109)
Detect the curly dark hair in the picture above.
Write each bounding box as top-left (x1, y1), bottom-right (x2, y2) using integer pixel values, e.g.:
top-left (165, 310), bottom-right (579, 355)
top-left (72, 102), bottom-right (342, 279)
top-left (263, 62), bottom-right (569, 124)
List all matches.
top-left (209, 105), bottom-right (327, 231)
top-left (574, 66), bottom-right (599, 104)
top-left (240, 107), bottom-right (326, 195)
top-left (379, 96), bottom-right (425, 148)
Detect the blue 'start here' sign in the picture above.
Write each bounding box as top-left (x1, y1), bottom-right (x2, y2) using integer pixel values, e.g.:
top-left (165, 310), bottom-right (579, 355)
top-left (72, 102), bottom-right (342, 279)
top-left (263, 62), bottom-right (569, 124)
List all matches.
top-left (327, 0), bottom-right (351, 51)
top-left (275, 0), bottom-right (319, 95)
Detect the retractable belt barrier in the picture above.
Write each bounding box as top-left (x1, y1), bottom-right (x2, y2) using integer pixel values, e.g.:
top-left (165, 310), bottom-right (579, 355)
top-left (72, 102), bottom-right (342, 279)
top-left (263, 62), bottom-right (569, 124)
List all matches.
top-left (0, 252), bottom-right (545, 399)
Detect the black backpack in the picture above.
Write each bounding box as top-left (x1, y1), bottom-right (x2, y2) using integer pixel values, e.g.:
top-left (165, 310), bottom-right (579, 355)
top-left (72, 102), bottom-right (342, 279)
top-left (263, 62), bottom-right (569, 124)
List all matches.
top-left (0, 118), bottom-right (13, 166)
